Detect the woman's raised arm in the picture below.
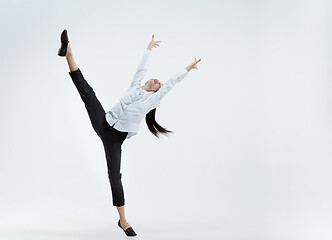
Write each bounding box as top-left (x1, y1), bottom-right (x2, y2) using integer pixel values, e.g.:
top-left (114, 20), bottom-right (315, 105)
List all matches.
top-left (149, 56), bottom-right (202, 106)
top-left (129, 35), bottom-right (161, 89)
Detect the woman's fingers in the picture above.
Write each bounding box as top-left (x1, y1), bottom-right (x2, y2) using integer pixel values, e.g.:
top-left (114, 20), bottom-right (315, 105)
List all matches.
top-left (194, 57), bottom-right (201, 63)
top-left (150, 34), bottom-right (161, 44)
top-left (192, 58), bottom-right (201, 70)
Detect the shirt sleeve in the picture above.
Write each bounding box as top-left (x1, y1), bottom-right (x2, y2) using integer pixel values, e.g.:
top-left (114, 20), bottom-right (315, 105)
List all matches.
top-left (129, 49), bottom-right (151, 89)
top-left (150, 68), bottom-right (189, 105)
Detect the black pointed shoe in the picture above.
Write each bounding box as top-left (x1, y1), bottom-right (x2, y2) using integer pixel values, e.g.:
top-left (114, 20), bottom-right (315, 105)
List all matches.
top-left (57, 29), bottom-right (69, 57)
top-left (118, 219), bottom-right (137, 236)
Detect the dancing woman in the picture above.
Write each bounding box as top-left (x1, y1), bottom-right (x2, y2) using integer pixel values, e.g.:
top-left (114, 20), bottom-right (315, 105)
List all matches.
top-left (57, 29), bottom-right (201, 236)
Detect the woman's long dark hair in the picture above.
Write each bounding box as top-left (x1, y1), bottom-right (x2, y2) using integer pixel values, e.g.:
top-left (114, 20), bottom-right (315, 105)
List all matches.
top-left (145, 108), bottom-right (173, 138)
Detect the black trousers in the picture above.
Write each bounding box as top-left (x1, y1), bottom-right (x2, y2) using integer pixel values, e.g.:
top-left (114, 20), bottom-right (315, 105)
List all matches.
top-left (69, 68), bottom-right (128, 207)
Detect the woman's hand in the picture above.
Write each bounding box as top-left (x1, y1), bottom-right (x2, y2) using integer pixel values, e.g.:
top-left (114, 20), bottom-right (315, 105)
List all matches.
top-left (186, 57), bottom-right (201, 72)
top-left (147, 35), bottom-right (161, 50)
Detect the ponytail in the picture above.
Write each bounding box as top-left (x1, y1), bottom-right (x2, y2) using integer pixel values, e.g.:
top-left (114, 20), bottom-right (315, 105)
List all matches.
top-left (145, 108), bottom-right (173, 138)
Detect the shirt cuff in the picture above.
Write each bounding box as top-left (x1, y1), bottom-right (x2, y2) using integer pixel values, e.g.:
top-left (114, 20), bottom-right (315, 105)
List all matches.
top-left (181, 68), bottom-right (189, 75)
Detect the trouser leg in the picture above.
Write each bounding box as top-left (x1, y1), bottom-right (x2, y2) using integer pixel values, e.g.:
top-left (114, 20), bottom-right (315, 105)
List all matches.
top-left (102, 135), bottom-right (126, 206)
top-left (68, 68), bottom-right (106, 138)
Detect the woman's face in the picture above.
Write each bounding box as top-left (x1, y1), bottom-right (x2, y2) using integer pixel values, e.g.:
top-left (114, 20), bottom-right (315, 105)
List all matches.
top-left (144, 78), bottom-right (163, 92)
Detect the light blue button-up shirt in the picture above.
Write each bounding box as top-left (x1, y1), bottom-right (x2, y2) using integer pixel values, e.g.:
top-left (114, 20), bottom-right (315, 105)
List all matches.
top-left (105, 49), bottom-right (189, 139)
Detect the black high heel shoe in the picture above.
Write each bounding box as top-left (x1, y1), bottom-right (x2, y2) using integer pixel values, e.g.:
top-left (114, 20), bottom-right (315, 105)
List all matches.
top-left (118, 219), bottom-right (137, 236)
top-left (57, 29), bottom-right (69, 57)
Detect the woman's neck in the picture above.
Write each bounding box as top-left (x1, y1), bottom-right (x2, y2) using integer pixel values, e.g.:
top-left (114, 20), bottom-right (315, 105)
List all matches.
top-left (141, 85), bottom-right (153, 92)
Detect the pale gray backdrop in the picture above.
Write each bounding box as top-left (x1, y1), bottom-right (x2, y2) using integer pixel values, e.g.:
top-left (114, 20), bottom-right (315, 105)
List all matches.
top-left (0, 0), bottom-right (331, 239)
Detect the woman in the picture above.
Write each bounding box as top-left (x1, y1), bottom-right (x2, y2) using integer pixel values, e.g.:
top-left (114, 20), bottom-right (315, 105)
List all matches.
top-left (57, 29), bottom-right (201, 236)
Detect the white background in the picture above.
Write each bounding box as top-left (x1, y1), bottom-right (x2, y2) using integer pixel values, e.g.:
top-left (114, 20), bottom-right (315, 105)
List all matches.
top-left (0, 0), bottom-right (331, 239)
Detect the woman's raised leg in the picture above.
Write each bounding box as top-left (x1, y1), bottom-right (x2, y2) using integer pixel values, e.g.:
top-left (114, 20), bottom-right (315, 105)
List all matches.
top-left (65, 42), bottom-right (106, 138)
top-left (65, 43), bottom-right (78, 72)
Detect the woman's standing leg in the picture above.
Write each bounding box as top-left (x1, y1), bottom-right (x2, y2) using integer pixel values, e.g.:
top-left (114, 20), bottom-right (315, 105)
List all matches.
top-left (117, 206), bottom-right (132, 231)
top-left (101, 131), bottom-right (132, 231)
top-left (65, 43), bottom-right (106, 138)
